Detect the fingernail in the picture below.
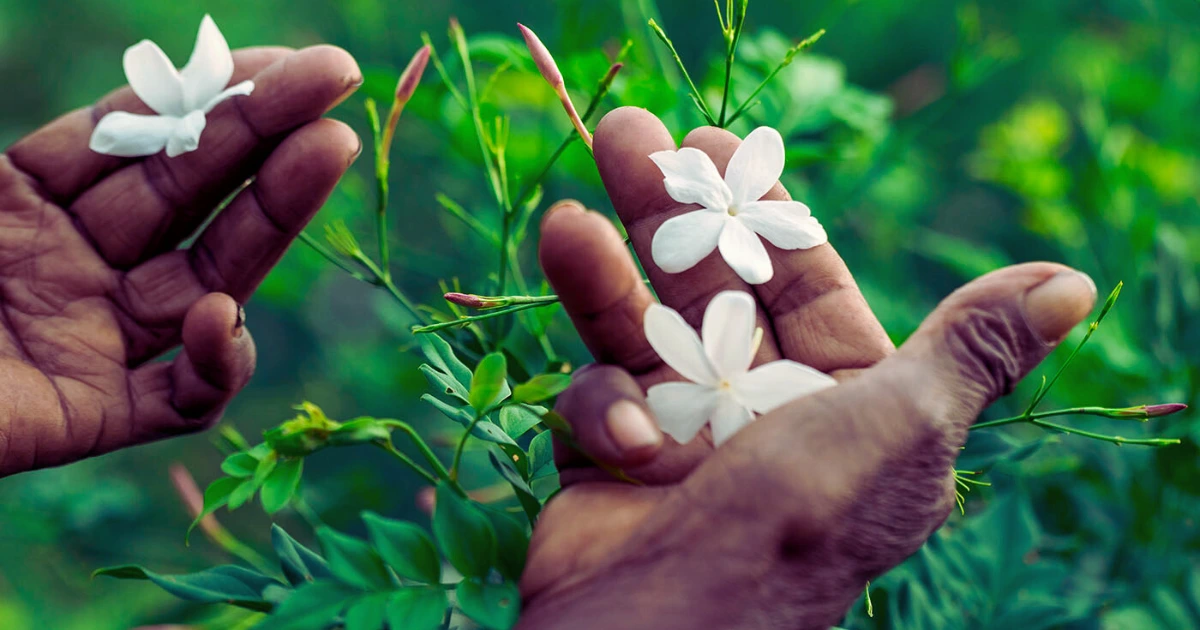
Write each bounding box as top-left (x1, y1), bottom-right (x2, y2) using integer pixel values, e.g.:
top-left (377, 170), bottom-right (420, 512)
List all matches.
top-left (540, 199), bottom-right (586, 228)
top-left (605, 400), bottom-right (661, 453)
top-left (1024, 271), bottom-right (1097, 344)
top-left (233, 305), bottom-right (246, 338)
top-left (350, 136), bottom-right (364, 162)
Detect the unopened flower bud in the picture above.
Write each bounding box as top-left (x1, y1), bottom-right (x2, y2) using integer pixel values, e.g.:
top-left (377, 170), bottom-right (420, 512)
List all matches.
top-left (518, 23), bottom-right (592, 149)
top-left (395, 45), bottom-right (431, 106)
top-left (1144, 403), bottom-right (1188, 418)
top-left (445, 292), bottom-right (509, 310)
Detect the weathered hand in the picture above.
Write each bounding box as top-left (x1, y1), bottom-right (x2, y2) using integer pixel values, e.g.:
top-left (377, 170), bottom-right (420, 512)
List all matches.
top-left (0, 46), bottom-right (362, 476)
top-left (519, 107), bottom-right (1098, 629)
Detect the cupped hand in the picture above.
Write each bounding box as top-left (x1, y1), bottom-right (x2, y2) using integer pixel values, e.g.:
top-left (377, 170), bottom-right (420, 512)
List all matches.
top-left (0, 46), bottom-right (363, 476)
top-left (518, 107), bottom-right (1098, 629)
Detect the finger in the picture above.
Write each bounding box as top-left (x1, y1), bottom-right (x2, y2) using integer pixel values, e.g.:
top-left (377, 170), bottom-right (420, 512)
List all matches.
top-left (115, 117), bottom-right (360, 364)
top-left (538, 201), bottom-right (660, 373)
top-left (676, 126), bottom-right (893, 372)
top-left (69, 45), bottom-right (362, 268)
top-left (593, 107), bottom-right (782, 364)
top-left (127, 293), bottom-right (255, 446)
top-left (553, 364), bottom-right (663, 469)
top-left (6, 47), bottom-right (291, 203)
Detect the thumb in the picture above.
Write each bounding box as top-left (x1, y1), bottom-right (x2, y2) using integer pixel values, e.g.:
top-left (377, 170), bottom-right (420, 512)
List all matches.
top-left (892, 262), bottom-right (1097, 432)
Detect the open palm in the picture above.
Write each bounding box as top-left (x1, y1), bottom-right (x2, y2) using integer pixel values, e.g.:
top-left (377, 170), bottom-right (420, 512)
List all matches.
top-left (517, 108), bottom-right (1098, 629)
top-left (0, 46), bottom-right (362, 476)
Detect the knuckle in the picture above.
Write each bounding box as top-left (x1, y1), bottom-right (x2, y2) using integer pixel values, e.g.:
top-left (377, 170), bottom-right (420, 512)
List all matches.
top-left (941, 305), bottom-right (1026, 400)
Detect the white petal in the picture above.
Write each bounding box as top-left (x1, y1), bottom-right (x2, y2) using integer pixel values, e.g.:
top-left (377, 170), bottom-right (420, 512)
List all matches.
top-left (701, 291), bottom-right (757, 379)
top-left (165, 111), bottom-right (207, 158)
top-left (646, 382), bottom-right (718, 445)
top-left (710, 393), bottom-right (755, 447)
top-left (643, 303), bottom-right (718, 386)
top-left (123, 40), bottom-right (185, 116)
top-left (650, 210), bottom-right (726, 274)
top-left (718, 217), bottom-right (774, 284)
top-left (89, 112), bottom-right (176, 157)
top-left (199, 79), bottom-right (255, 113)
top-left (649, 147), bottom-right (734, 210)
top-left (738, 201), bottom-right (828, 250)
top-left (180, 15), bottom-right (236, 111)
top-left (733, 360), bottom-right (837, 414)
top-left (725, 127), bottom-right (785, 203)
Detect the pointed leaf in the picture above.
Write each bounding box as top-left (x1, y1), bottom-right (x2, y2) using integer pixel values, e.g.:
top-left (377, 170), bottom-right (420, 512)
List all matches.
top-left (187, 476), bottom-right (242, 541)
top-left (228, 476), bottom-right (259, 511)
top-left (421, 364), bottom-right (470, 404)
top-left (220, 452), bottom-right (258, 478)
top-left (498, 405), bottom-right (543, 439)
top-left (317, 527), bottom-right (394, 591)
top-left (470, 353), bottom-right (509, 412)
top-left (488, 449), bottom-right (540, 524)
top-left (423, 395), bottom-right (517, 446)
top-left (255, 580), bottom-right (359, 630)
top-left (93, 564), bottom-right (281, 612)
top-left (272, 524), bottom-right (333, 586)
top-left (261, 458), bottom-right (303, 515)
top-left (528, 432), bottom-right (554, 478)
top-left (511, 374), bottom-right (571, 404)
top-left (344, 592), bottom-right (390, 630)
top-left (363, 511), bottom-right (441, 585)
top-left (432, 482), bottom-right (497, 578)
top-left (386, 587), bottom-right (449, 630)
top-left (484, 507), bottom-right (529, 580)
top-left (456, 579), bottom-right (520, 630)
top-left (417, 333), bottom-right (474, 390)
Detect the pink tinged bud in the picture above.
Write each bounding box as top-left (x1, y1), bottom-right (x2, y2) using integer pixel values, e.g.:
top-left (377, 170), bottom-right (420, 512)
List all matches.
top-left (518, 23), bottom-right (563, 88)
top-left (444, 292), bottom-right (507, 309)
top-left (395, 45), bottom-right (431, 105)
top-left (1145, 403), bottom-right (1188, 418)
top-left (518, 23), bottom-right (592, 149)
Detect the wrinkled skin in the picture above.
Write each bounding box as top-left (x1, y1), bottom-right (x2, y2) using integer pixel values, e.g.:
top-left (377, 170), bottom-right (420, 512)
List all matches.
top-left (517, 107), bottom-right (1098, 629)
top-left (0, 46), bottom-right (363, 476)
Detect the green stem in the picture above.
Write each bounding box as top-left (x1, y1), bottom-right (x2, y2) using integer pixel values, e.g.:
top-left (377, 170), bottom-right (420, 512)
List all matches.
top-left (450, 415), bottom-right (486, 481)
top-left (421, 34), bottom-right (467, 108)
top-left (298, 231), bottom-right (370, 283)
top-left (378, 441), bottom-right (438, 486)
top-left (726, 29), bottom-right (825, 126)
top-left (413, 300), bottom-right (558, 334)
top-left (970, 406), bottom-right (1150, 431)
top-left (378, 420), bottom-right (467, 496)
top-left (1029, 419), bottom-right (1180, 447)
top-left (648, 19), bottom-right (716, 125)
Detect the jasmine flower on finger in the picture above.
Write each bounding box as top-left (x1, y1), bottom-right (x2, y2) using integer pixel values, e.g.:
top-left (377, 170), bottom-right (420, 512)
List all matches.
top-left (648, 127), bottom-right (827, 284)
top-left (643, 290), bottom-right (837, 446)
top-left (89, 15), bottom-right (254, 158)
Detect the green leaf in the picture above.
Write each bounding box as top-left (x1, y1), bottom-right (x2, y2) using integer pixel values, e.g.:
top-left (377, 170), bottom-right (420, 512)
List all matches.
top-left (92, 564), bottom-right (282, 612)
top-left (362, 511), bottom-right (441, 585)
top-left (511, 374), bottom-right (571, 404)
top-left (417, 333), bottom-right (474, 391)
top-left (187, 476), bottom-right (243, 541)
top-left (498, 405), bottom-right (543, 439)
top-left (495, 443), bottom-right (530, 479)
top-left (228, 476), bottom-right (259, 511)
top-left (488, 449), bottom-right (540, 524)
top-left (528, 432), bottom-right (554, 478)
top-left (272, 524), bottom-right (332, 586)
top-left (254, 450), bottom-right (280, 486)
top-left (456, 579), bottom-right (520, 630)
top-left (432, 482), bottom-right (497, 578)
top-left (484, 507), bottom-right (530, 580)
top-left (386, 587), bottom-right (449, 630)
top-left (420, 364), bottom-right (471, 404)
top-left (317, 527), bottom-right (395, 591)
top-left (470, 352), bottom-right (509, 412)
top-left (423, 395), bottom-right (517, 446)
top-left (539, 410), bottom-right (573, 436)
top-left (220, 452), bottom-right (259, 478)
top-left (344, 592), bottom-right (390, 630)
top-left (256, 580), bottom-right (359, 630)
top-left (261, 458), bottom-right (303, 515)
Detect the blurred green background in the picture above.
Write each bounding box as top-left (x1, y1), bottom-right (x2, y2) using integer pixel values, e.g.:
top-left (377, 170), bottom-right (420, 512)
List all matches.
top-left (0, 0), bottom-right (1198, 627)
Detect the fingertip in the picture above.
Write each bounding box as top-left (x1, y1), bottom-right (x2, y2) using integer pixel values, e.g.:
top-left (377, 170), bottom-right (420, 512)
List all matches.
top-left (539, 199), bottom-right (586, 230)
top-left (538, 209), bottom-right (636, 312)
top-left (180, 293), bottom-right (256, 394)
top-left (557, 365), bottom-right (663, 467)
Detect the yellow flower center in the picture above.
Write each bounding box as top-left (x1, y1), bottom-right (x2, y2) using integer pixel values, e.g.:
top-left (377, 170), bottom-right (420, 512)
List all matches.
top-left (727, 203), bottom-right (740, 217)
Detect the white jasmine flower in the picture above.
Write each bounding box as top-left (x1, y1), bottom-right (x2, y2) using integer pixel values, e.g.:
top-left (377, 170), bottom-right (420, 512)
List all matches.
top-left (644, 291), bottom-right (837, 446)
top-left (89, 15), bottom-right (255, 158)
top-left (648, 127), bottom-right (827, 284)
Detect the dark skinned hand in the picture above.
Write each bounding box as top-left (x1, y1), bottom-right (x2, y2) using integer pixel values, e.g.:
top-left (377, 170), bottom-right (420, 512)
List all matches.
top-left (518, 107), bottom-right (1098, 629)
top-left (0, 46), bottom-right (362, 476)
